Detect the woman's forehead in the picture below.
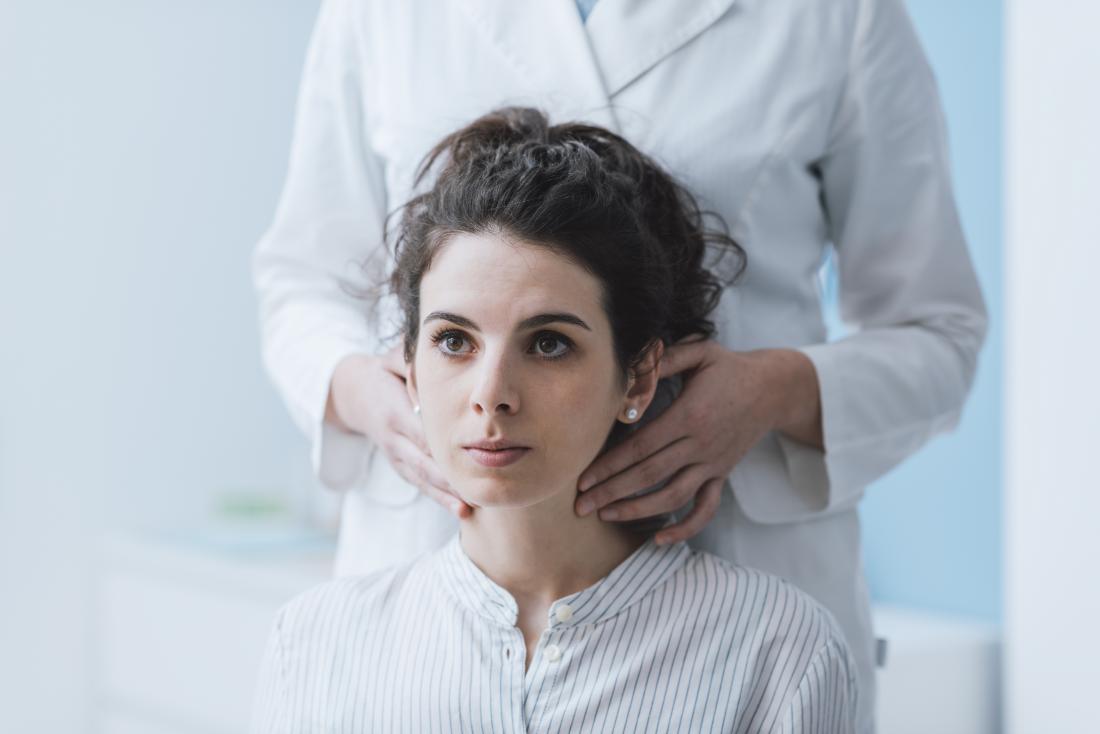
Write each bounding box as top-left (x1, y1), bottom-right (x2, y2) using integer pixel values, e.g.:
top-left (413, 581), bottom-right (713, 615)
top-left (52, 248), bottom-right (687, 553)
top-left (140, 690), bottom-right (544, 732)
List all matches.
top-left (419, 231), bottom-right (607, 329)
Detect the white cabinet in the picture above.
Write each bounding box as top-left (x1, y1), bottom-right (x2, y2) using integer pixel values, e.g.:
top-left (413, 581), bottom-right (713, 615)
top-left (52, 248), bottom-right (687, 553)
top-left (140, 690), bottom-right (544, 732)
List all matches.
top-left (94, 532), bottom-right (334, 734)
top-left (874, 604), bottom-right (1001, 734)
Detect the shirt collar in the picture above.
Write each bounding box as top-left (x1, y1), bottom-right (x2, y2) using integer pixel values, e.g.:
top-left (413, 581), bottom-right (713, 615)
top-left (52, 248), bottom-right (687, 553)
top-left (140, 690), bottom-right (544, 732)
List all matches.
top-left (435, 531), bottom-right (692, 630)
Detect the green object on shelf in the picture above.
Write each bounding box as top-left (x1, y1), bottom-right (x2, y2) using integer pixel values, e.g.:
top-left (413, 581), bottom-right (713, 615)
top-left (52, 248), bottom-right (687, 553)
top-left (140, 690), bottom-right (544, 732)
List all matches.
top-left (213, 490), bottom-right (291, 519)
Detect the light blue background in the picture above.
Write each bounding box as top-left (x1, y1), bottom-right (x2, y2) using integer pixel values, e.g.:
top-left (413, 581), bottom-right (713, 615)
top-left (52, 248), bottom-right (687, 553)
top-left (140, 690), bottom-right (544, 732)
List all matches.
top-left (853, 0), bottom-right (1002, 622)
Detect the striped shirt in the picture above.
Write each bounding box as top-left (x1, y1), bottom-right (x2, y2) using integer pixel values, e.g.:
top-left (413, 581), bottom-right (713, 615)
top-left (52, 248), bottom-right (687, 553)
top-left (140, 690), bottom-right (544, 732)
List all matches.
top-left (251, 534), bottom-right (859, 732)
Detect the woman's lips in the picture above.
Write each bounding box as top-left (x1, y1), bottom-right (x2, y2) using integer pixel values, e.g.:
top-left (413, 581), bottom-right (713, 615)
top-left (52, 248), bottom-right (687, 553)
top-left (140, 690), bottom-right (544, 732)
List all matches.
top-left (463, 446), bottom-right (531, 468)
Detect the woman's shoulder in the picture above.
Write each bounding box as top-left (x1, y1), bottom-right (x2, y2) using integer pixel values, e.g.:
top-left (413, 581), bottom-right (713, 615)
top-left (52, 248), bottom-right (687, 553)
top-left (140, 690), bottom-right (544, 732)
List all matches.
top-left (688, 551), bottom-right (861, 721)
top-left (680, 549), bottom-right (854, 659)
top-left (273, 549), bottom-right (439, 639)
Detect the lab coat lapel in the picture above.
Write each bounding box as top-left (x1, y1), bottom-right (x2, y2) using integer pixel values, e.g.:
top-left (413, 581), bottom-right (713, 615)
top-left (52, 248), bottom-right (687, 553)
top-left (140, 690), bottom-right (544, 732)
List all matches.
top-left (585, 0), bottom-right (739, 96)
top-left (453, 0), bottom-right (739, 129)
top-left (452, 0), bottom-right (619, 131)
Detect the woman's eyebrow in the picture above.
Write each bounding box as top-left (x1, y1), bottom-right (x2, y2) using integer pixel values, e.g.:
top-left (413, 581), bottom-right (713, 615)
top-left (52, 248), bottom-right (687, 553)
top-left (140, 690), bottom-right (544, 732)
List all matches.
top-left (422, 311), bottom-right (591, 332)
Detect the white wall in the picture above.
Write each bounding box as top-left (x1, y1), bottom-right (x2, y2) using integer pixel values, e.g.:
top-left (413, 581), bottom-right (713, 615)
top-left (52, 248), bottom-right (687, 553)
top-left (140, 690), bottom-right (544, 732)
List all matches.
top-left (1004, 2), bottom-right (1100, 732)
top-left (0, 2), bottom-right (320, 731)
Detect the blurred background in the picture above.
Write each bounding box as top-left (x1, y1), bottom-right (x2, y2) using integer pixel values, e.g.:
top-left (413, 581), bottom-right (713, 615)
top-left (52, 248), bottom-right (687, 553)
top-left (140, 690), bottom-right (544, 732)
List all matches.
top-left (0, 1), bottom-right (1094, 732)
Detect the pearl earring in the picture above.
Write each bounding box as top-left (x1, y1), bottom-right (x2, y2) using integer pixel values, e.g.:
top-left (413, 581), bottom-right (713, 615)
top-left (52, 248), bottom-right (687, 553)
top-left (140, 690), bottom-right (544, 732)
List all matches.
top-left (413, 404), bottom-right (421, 415)
top-left (626, 407), bottom-right (639, 421)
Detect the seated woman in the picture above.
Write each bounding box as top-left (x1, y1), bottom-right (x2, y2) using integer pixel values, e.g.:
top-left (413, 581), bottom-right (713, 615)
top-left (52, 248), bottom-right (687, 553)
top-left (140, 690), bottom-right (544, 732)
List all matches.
top-left (251, 107), bottom-right (859, 733)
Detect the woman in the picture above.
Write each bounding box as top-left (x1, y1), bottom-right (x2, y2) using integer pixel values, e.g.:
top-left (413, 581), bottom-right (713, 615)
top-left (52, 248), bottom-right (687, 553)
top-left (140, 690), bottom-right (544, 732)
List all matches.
top-left (252, 4), bottom-right (989, 730)
top-left (250, 108), bottom-right (859, 732)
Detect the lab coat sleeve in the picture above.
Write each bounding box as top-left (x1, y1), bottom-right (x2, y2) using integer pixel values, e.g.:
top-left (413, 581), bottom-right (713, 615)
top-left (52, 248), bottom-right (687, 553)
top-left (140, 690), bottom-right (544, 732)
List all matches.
top-left (765, 0), bottom-right (989, 522)
top-left (252, 0), bottom-right (392, 493)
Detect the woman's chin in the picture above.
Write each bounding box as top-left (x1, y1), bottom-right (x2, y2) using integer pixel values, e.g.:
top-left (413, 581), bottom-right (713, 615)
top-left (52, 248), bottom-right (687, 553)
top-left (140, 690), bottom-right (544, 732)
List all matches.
top-left (453, 476), bottom-right (550, 510)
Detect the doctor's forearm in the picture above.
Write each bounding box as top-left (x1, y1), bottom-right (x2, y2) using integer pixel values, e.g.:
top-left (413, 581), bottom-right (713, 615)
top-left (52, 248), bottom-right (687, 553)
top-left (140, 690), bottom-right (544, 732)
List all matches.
top-left (763, 349), bottom-right (824, 450)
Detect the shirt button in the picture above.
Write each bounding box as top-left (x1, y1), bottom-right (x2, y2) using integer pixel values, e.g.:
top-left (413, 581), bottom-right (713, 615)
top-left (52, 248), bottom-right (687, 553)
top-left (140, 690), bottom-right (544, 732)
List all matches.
top-left (554, 604), bottom-right (574, 623)
top-left (544, 644), bottom-right (562, 662)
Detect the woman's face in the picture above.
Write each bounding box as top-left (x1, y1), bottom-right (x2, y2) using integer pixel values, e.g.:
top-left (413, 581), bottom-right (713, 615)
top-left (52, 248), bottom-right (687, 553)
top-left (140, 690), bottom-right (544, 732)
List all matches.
top-left (407, 230), bottom-right (652, 509)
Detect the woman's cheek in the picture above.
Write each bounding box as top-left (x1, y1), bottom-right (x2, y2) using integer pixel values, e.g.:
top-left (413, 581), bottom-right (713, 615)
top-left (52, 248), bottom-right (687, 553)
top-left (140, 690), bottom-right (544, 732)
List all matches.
top-left (549, 382), bottom-right (617, 454)
top-left (419, 387), bottom-right (456, 462)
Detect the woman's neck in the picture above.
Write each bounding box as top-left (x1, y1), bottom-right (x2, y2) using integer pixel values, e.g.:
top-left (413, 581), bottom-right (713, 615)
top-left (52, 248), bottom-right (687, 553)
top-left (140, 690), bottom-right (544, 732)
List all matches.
top-left (458, 486), bottom-right (647, 613)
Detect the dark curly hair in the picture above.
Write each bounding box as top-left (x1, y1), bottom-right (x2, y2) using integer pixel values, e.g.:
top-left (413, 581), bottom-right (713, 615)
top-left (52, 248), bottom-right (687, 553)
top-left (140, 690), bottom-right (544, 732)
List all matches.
top-left (380, 106), bottom-right (746, 385)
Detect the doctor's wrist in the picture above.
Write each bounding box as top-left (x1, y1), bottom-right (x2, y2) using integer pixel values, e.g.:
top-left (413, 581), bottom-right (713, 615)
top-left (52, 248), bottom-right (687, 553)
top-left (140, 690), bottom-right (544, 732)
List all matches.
top-left (325, 353), bottom-right (377, 435)
top-left (760, 348), bottom-right (824, 450)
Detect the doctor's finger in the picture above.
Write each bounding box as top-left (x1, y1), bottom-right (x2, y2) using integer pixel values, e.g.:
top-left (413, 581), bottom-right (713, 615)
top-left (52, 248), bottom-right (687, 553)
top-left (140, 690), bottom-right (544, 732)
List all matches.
top-left (576, 407), bottom-right (688, 492)
top-left (595, 463), bottom-right (709, 523)
top-left (388, 404), bottom-right (432, 456)
top-left (420, 481), bottom-right (474, 519)
top-left (576, 436), bottom-right (696, 516)
top-left (653, 476), bottom-right (723, 545)
top-left (389, 433), bottom-right (454, 494)
top-left (657, 338), bottom-right (712, 379)
top-left (389, 441), bottom-right (472, 518)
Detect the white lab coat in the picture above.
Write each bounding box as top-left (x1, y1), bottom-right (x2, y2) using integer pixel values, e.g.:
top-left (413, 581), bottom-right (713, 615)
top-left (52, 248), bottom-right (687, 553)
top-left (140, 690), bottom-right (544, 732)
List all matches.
top-left (252, 1), bottom-right (988, 731)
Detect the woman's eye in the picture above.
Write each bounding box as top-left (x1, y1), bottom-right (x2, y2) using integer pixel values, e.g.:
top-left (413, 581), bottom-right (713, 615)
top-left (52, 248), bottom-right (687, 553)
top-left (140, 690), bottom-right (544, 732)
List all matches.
top-left (432, 330), bottom-right (472, 356)
top-left (532, 333), bottom-right (571, 359)
top-left (431, 329), bottom-right (570, 360)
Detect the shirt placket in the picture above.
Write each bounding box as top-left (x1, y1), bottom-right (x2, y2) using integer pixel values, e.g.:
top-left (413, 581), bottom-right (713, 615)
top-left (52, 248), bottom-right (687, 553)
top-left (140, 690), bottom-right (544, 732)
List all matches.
top-left (522, 600), bottom-right (580, 730)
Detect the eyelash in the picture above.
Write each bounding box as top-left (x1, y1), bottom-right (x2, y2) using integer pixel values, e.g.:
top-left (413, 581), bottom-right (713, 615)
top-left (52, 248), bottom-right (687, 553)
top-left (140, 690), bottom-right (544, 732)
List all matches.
top-left (428, 328), bottom-right (574, 361)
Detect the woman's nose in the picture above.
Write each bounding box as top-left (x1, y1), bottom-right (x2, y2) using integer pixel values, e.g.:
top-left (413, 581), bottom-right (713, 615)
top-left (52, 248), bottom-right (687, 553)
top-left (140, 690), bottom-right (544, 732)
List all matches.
top-left (469, 350), bottom-right (521, 416)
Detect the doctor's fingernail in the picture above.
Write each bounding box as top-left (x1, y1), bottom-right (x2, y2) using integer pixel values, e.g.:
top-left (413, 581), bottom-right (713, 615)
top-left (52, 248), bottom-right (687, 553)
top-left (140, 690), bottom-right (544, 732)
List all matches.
top-left (578, 476), bottom-right (594, 491)
top-left (577, 499), bottom-right (594, 516)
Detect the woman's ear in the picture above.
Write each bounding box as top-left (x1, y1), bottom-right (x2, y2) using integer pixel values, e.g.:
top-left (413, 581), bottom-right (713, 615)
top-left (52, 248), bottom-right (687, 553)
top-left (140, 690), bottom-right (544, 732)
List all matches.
top-left (621, 339), bottom-right (665, 422)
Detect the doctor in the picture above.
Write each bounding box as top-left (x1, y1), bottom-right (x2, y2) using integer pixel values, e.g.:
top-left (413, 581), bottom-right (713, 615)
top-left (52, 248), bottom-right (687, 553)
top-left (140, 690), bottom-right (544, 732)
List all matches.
top-left (252, 1), bottom-right (987, 733)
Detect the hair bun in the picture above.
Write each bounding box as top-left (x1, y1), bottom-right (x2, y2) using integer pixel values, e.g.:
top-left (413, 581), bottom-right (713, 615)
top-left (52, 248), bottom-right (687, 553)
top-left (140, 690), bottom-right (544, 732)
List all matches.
top-left (414, 107), bottom-right (553, 186)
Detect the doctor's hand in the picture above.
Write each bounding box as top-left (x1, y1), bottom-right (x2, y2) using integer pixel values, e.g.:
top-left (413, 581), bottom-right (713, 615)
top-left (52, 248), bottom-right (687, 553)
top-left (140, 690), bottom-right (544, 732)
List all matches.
top-left (327, 346), bottom-right (474, 519)
top-left (574, 338), bottom-right (823, 545)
